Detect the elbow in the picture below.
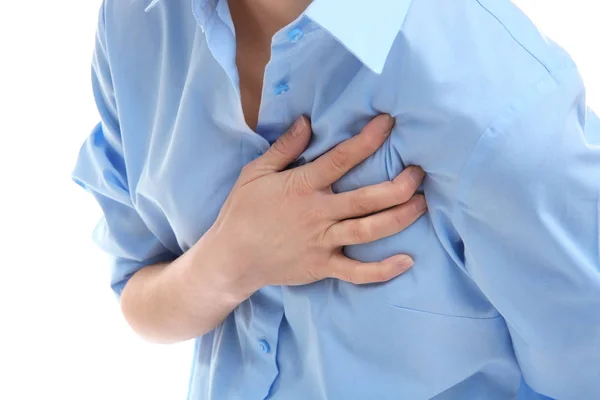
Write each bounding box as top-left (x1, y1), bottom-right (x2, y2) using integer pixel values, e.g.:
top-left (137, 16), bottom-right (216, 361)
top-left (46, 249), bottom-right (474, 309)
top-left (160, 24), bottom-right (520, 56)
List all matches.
top-left (118, 279), bottom-right (182, 345)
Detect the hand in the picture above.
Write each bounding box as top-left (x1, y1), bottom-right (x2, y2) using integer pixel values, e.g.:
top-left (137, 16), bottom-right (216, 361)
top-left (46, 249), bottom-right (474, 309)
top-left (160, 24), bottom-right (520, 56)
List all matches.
top-left (204, 114), bottom-right (426, 298)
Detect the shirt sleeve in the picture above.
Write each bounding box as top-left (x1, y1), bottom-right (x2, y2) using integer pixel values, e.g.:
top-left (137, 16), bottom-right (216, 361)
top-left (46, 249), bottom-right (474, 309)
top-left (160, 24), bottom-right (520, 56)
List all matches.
top-left (72, 4), bottom-right (175, 298)
top-left (455, 67), bottom-right (600, 398)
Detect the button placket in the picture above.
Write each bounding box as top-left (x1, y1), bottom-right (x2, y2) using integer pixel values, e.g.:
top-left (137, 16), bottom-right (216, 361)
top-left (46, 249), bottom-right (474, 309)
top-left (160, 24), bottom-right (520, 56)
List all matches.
top-left (256, 21), bottom-right (317, 154)
top-left (269, 24), bottom-right (308, 98)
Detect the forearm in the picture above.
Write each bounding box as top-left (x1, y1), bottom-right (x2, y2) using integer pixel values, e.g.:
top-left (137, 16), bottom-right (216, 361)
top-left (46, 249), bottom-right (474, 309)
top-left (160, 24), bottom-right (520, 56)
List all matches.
top-left (120, 232), bottom-right (251, 344)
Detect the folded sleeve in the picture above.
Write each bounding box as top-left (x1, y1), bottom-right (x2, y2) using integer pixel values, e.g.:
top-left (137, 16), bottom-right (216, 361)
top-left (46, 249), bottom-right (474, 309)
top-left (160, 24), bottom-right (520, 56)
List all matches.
top-left (454, 67), bottom-right (600, 398)
top-left (72, 3), bottom-right (175, 298)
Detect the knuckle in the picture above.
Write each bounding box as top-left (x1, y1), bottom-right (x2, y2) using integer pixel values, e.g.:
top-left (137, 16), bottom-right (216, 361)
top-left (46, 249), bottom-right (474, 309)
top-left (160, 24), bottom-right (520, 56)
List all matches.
top-left (324, 257), bottom-right (341, 280)
top-left (308, 206), bottom-right (326, 221)
top-left (291, 170), bottom-right (315, 195)
top-left (329, 148), bottom-right (351, 172)
top-left (350, 194), bottom-right (373, 215)
top-left (270, 138), bottom-right (289, 156)
top-left (343, 267), bottom-right (357, 284)
top-left (394, 180), bottom-right (414, 202)
top-left (306, 264), bottom-right (324, 282)
top-left (349, 221), bottom-right (369, 243)
top-left (240, 163), bottom-right (253, 174)
top-left (240, 163), bottom-right (258, 179)
top-left (305, 207), bottom-right (328, 228)
top-left (348, 267), bottom-right (364, 285)
top-left (393, 208), bottom-right (410, 226)
top-left (317, 223), bottom-right (336, 248)
top-left (329, 267), bottom-right (343, 282)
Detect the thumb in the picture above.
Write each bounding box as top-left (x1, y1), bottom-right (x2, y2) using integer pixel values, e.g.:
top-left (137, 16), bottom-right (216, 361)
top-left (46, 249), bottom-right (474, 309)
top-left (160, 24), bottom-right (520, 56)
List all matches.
top-left (255, 116), bottom-right (311, 172)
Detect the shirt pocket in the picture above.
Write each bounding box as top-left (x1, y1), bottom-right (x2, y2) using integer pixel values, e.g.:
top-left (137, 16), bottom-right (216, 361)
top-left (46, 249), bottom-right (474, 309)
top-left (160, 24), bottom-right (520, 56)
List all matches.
top-left (340, 216), bottom-right (500, 319)
top-left (284, 280), bottom-right (519, 399)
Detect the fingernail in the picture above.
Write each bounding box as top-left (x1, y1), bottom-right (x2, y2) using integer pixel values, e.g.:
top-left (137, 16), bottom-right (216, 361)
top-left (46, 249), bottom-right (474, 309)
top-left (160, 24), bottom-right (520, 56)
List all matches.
top-left (291, 116), bottom-right (307, 137)
top-left (414, 195), bottom-right (427, 213)
top-left (380, 114), bottom-right (395, 136)
top-left (407, 166), bottom-right (425, 184)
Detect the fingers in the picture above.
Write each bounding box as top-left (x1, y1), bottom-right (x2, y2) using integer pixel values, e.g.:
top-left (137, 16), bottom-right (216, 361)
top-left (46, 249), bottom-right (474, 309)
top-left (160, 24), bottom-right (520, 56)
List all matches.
top-left (325, 253), bottom-right (414, 285)
top-left (324, 195), bottom-right (427, 246)
top-left (329, 166), bottom-right (425, 219)
top-left (253, 116), bottom-right (312, 172)
top-left (302, 114), bottom-right (395, 189)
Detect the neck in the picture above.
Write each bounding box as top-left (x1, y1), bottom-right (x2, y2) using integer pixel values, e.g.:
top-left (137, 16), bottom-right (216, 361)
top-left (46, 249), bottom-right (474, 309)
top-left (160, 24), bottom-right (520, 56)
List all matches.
top-left (230, 0), bottom-right (312, 41)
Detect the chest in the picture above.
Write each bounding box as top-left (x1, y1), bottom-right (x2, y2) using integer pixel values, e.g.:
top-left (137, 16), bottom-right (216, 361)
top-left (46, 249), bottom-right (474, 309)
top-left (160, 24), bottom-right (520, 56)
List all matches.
top-left (132, 60), bottom-right (396, 253)
top-left (114, 21), bottom-right (501, 327)
top-left (122, 28), bottom-right (472, 254)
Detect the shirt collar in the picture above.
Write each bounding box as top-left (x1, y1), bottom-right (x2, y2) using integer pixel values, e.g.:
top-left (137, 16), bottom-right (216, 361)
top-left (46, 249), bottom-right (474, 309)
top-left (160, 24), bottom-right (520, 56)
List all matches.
top-left (145, 0), bottom-right (413, 74)
top-left (305, 0), bottom-right (412, 74)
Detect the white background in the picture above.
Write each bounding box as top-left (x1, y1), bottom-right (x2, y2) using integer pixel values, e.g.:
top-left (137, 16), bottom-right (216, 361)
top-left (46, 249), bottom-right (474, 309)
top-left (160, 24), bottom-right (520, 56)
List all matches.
top-left (0, 1), bottom-right (598, 399)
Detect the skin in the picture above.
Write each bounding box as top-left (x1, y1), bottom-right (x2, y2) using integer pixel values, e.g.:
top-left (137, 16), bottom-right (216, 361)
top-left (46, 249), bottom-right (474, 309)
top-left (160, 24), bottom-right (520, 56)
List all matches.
top-left (230, 0), bottom-right (312, 129)
top-left (120, 0), bottom-right (427, 344)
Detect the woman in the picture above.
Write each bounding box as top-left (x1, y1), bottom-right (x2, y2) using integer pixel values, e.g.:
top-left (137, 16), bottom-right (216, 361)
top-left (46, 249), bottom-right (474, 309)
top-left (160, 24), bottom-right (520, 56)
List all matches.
top-left (74, 0), bottom-right (600, 398)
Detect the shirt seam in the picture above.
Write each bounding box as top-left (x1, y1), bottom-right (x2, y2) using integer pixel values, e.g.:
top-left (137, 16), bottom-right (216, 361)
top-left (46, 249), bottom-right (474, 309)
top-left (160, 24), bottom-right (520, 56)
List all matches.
top-left (387, 303), bottom-right (502, 320)
top-left (474, 0), bottom-right (552, 76)
top-left (451, 66), bottom-right (580, 234)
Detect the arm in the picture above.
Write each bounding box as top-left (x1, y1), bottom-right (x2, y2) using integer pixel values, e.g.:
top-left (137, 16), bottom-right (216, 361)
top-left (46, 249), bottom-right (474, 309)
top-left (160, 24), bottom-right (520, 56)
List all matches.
top-left (106, 115), bottom-right (427, 344)
top-left (74, 4), bottom-right (428, 344)
top-left (118, 234), bottom-right (246, 344)
top-left (454, 68), bottom-right (600, 398)
top-left (73, 4), bottom-right (248, 344)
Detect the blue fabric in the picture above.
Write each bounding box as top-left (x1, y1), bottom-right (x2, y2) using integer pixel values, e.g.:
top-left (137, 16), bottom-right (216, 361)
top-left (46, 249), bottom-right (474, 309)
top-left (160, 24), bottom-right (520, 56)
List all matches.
top-left (73, 0), bottom-right (600, 398)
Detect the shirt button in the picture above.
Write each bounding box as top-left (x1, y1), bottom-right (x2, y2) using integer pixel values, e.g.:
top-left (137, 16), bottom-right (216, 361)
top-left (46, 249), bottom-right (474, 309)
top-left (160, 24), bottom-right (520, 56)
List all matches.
top-left (274, 83), bottom-right (289, 96)
top-left (288, 28), bottom-right (304, 43)
top-left (258, 339), bottom-right (271, 354)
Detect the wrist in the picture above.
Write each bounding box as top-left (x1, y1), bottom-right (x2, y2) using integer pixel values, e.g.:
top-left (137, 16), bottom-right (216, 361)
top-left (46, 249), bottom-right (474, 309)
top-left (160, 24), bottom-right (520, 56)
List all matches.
top-left (189, 228), bottom-right (259, 305)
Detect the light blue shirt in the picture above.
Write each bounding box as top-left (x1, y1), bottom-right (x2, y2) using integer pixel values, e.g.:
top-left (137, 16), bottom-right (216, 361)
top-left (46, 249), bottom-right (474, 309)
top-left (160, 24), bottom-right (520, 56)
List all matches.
top-left (73, 0), bottom-right (600, 398)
